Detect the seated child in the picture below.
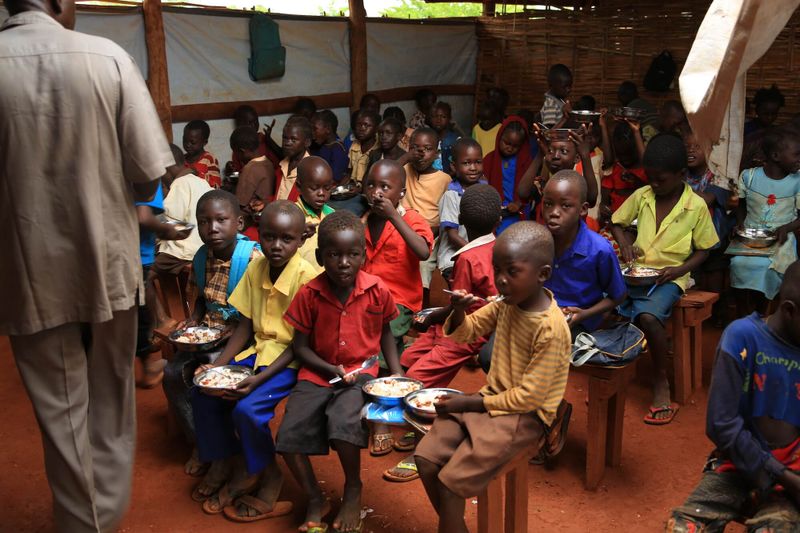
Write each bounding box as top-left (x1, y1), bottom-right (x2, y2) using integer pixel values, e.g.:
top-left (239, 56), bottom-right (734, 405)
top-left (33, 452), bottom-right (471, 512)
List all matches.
top-left (293, 97), bottom-right (317, 120)
top-left (277, 210), bottom-right (403, 533)
top-left (230, 126), bottom-right (275, 231)
top-left (437, 138), bottom-right (487, 278)
top-left (275, 116), bottom-right (312, 201)
top-left (368, 117), bottom-right (407, 170)
top-left (540, 64), bottom-right (573, 128)
top-left (347, 109), bottom-right (380, 184)
top-left (541, 170), bottom-right (626, 335)
top-left (383, 184), bottom-right (501, 483)
top-left (610, 134), bottom-right (719, 425)
top-left (415, 221), bottom-right (572, 533)
top-left (667, 261), bottom-right (800, 532)
top-left (472, 101), bottom-right (502, 157)
top-left (183, 119), bottom-right (222, 188)
top-left (310, 109), bottom-right (348, 183)
top-left (429, 101), bottom-right (460, 173)
top-left (601, 120), bottom-right (647, 217)
top-left (731, 127), bottom-right (800, 316)
top-left (190, 201), bottom-right (317, 519)
top-left (483, 116), bottom-right (533, 234)
top-left (162, 190), bottom-right (261, 475)
top-left (409, 88), bottom-right (436, 129)
top-left (227, 104), bottom-right (281, 174)
top-left (383, 106), bottom-right (409, 151)
top-left (294, 156), bottom-right (335, 272)
top-left (343, 94), bottom-right (380, 152)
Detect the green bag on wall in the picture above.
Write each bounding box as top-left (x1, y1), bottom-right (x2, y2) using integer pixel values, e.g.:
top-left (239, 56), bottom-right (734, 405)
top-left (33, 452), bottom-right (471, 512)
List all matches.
top-left (248, 13), bottom-right (286, 81)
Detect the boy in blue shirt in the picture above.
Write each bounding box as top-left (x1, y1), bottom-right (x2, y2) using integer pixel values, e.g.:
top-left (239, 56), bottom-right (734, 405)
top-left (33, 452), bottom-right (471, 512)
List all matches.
top-left (667, 261), bottom-right (800, 532)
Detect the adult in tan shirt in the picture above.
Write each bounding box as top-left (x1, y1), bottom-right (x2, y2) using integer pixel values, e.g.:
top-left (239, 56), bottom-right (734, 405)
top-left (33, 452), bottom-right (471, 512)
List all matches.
top-left (0, 1), bottom-right (173, 532)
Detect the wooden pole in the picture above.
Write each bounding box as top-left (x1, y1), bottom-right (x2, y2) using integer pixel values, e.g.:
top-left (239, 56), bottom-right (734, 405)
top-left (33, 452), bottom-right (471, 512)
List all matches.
top-left (348, 0), bottom-right (367, 111)
top-left (482, 1), bottom-right (496, 16)
top-left (143, 0), bottom-right (173, 141)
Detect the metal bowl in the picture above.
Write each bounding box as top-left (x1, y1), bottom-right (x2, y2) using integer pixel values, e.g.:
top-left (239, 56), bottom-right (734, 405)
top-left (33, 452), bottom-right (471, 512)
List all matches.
top-left (404, 388), bottom-right (463, 420)
top-left (363, 377), bottom-right (423, 407)
top-left (168, 326), bottom-right (226, 352)
top-left (412, 307), bottom-right (444, 325)
top-left (612, 107), bottom-right (647, 121)
top-left (569, 110), bottom-right (601, 125)
top-left (166, 220), bottom-right (195, 232)
top-left (736, 227), bottom-right (776, 249)
top-left (193, 365), bottom-right (253, 396)
top-left (621, 266), bottom-right (661, 286)
top-left (543, 128), bottom-right (575, 142)
top-left (330, 182), bottom-right (360, 201)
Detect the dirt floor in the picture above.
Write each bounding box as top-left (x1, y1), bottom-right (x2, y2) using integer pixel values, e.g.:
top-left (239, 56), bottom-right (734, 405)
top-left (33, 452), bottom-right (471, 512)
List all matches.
top-left (0, 329), bottom-right (745, 533)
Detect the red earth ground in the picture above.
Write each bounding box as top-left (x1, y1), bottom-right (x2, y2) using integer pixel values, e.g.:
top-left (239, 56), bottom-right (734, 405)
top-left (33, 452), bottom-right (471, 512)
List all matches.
top-left (0, 330), bottom-right (745, 533)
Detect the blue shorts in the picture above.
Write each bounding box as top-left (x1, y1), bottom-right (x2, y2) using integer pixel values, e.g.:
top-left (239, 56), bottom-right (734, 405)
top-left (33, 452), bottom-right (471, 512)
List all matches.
top-left (617, 282), bottom-right (682, 325)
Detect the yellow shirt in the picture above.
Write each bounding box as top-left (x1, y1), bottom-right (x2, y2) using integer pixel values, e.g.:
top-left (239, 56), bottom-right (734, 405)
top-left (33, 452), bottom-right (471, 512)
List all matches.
top-left (228, 253), bottom-right (318, 369)
top-left (472, 123), bottom-right (501, 157)
top-left (444, 290), bottom-right (572, 424)
top-left (348, 138), bottom-right (379, 183)
top-left (295, 198), bottom-right (335, 274)
top-left (401, 165), bottom-right (452, 228)
top-left (276, 151), bottom-right (310, 201)
top-left (611, 183), bottom-right (719, 291)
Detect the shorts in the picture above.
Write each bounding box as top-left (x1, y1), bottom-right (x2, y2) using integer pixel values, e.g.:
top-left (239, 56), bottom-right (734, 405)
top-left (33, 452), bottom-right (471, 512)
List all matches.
top-left (152, 252), bottom-right (192, 276)
top-left (617, 282), bottom-right (682, 325)
top-left (275, 375), bottom-right (370, 455)
top-left (415, 410), bottom-right (544, 498)
top-left (420, 238), bottom-right (440, 289)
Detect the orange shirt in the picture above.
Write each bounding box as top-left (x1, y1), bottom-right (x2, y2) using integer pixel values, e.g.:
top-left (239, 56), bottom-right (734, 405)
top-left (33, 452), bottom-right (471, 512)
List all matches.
top-left (362, 208), bottom-right (433, 312)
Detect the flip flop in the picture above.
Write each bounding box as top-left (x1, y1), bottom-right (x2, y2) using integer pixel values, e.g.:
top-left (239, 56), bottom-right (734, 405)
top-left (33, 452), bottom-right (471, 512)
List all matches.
top-left (298, 499), bottom-right (333, 532)
top-left (223, 496), bottom-right (293, 522)
top-left (643, 403), bottom-right (680, 425)
top-left (530, 400), bottom-right (572, 465)
top-left (383, 457), bottom-right (419, 482)
top-left (191, 479), bottom-right (223, 503)
top-left (370, 433), bottom-right (394, 457)
top-left (392, 431), bottom-right (417, 452)
top-left (333, 519), bottom-right (363, 533)
top-left (203, 480), bottom-right (258, 515)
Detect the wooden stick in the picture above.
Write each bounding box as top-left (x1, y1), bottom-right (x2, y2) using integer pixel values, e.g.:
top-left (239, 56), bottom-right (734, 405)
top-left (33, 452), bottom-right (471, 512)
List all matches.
top-left (142, 0), bottom-right (172, 140)
top-left (348, 0), bottom-right (368, 110)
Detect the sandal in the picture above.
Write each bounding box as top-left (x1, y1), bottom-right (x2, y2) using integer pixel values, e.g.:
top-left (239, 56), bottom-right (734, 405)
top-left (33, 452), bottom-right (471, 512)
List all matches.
top-left (223, 496), bottom-right (293, 523)
top-left (393, 431), bottom-right (417, 452)
top-left (370, 433), bottom-right (394, 456)
top-left (298, 499), bottom-right (332, 532)
top-left (191, 479), bottom-right (223, 503)
top-left (643, 403), bottom-right (680, 425)
top-left (202, 479), bottom-right (258, 515)
top-left (383, 457), bottom-right (419, 482)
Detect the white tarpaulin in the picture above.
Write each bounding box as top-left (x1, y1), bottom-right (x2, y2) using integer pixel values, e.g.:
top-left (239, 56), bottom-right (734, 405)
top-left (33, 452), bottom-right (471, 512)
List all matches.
top-left (680, 0), bottom-right (800, 183)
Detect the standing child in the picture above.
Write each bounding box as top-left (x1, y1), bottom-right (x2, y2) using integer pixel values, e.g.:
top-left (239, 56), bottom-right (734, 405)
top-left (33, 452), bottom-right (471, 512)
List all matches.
top-left (184, 120), bottom-right (222, 188)
top-left (472, 101), bottom-right (503, 157)
top-left (429, 101), bottom-right (460, 173)
top-left (190, 201), bottom-right (316, 521)
top-left (415, 222), bottom-right (572, 533)
top-left (540, 64), bottom-right (573, 128)
top-left (275, 116), bottom-right (312, 201)
top-left (230, 126), bottom-right (275, 236)
top-left (611, 134), bottom-right (719, 424)
top-left (667, 262), bottom-right (800, 532)
top-left (310, 109), bottom-right (348, 183)
top-left (295, 156), bottom-right (335, 272)
top-left (368, 117), bottom-right (408, 169)
top-left (277, 210), bottom-right (403, 533)
top-left (730, 127), bottom-right (800, 316)
top-left (347, 109), bottom-right (380, 185)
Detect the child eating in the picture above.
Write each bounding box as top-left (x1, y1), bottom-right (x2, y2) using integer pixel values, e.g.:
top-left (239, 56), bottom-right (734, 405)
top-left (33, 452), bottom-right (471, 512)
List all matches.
top-left (483, 116), bottom-right (533, 233)
top-left (275, 116), bottom-right (312, 201)
top-left (183, 119), bottom-right (222, 189)
top-left (310, 109), bottom-right (348, 183)
top-left (294, 156), bottom-right (335, 272)
top-left (415, 221), bottom-right (572, 533)
top-left (190, 201), bottom-right (317, 520)
top-left (611, 134), bottom-right (719, 424)
top-left (347, 109), bottom-right (380, 184)
top-left (277, 210), bottom-right (403, 533)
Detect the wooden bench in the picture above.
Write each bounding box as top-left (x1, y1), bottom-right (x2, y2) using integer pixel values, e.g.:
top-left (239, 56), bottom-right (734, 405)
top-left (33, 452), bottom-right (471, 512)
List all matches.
top-left (572, 360), bottom-right (637, 490)
top-left (151, 265), bottom-right (193, 361)
top-left (669, 290), bottom-right (719, 404)
top-left (477, 444), bottom-right (539, 533)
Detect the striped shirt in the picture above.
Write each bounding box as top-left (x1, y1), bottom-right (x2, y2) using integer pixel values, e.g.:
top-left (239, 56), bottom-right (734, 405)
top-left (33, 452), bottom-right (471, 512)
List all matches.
top-left (444, 289), bottom-right (572, 424)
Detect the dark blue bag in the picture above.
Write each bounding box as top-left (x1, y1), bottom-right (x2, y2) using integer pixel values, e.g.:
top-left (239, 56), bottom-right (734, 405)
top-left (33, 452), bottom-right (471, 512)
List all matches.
top-left (570, 323), bottom-right (645, 367)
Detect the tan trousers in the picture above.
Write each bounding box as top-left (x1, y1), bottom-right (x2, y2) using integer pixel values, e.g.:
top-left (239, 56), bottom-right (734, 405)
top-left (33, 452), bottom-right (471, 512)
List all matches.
top-left (10, 307), bottom-right (137, 533)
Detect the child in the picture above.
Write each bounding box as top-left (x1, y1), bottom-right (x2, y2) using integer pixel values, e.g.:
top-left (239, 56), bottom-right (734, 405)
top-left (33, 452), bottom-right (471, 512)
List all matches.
top-left (383, 184), bottom-right (501, 484)
top-left (730, 127), bottom-right (800, 315)
top-left (437, 138), bottom-right (487, 278)
top-left (190, 201), bottom-right (317, 520)
top-left (429, 101), bottom-right (459, 173)
top-left (666, 261), bottom-right (800, 532)
top-left (744, 84), bottom-right (785, 137)
top-left (230, 126), bottom-right (275, 229)
top-left (347, 109), bottom-right (380, 184)
top-left (384, 106), bottom-right (410, 152)
top-left (368, 117), bottom-right (407, 169)
top-left (601, 120), bottom-right (647, 217)
top-left (415, 221), bottom-right (572, 533)
top-left (275, 116), bottom-right (312, 201)
top-left (277, 209), bottom-right (402, 533)
top-left (363, 160), bottom-right (433, 454)
top-left (310, 109), bottom-right (348, 182)
top-left (161, 190), bottom-right (261, 476)
top-left (183, 120), bottom-right (222, 188)
top-left (227, 105), bottom-right (281, 174)
top-left (483, 116), bottom-right (533, 233)
top-left (295, 156), bottom-right (335, 272)
top-left (409, 88), bottom-right (436, 129)
top-left (659, 100), bottom-right (687, 135)
top-left (472, 101), bottom-right (503, 157)
top-left (611, 134), bottom-right (719, 424)
top-left (541, 170), bottom-right (626, 335)
top-left (293, 97), bottom-right (317, 120)
top-left (540, 64), bottom-right (573, 128)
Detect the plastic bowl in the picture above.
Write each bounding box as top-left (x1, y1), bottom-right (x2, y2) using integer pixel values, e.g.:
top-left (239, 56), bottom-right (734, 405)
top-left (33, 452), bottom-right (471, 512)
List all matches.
top-left (404, 388), bottom-right (463, 420)
top-left (363, 377), bottom-right (423, 407)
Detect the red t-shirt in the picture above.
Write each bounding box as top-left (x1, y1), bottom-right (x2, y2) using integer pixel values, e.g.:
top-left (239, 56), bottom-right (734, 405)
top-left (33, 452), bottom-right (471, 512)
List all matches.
top-left (601, 163), bottom-right (648, 212)
top-left (362, 209), bottom-right (433, 312)
top-left (186, 150), bottom-right (221, 188)
top-left (284, 271), bottom-right (398, 387)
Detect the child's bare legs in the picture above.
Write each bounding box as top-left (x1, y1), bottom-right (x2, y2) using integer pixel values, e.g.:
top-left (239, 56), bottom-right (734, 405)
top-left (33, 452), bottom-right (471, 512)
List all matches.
top-left (637, 313), bottom-right (672, 419)
top-left (331, 439), bottom-right (363, 531)
top-left (416, 457), bottom-right (468, 533)
top-left (282, 453), bottom-right (328, 529)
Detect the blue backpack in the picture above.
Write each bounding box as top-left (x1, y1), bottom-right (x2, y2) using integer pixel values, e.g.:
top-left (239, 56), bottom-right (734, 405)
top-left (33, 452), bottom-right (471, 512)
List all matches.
top-left (570, 323), bottom-right (645, 367)
top-left (193, 234), bottom-right (259, 322)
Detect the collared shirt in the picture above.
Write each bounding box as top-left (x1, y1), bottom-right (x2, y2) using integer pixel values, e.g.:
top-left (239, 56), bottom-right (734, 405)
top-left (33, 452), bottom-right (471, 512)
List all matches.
top-left (602, 163), bottom-right (648, 212)
top-left (612, 183), bottom-right (719, 291)
top-left (284, 271), bottom-right (398, 387)
top-left (0, 12), bottom-right (173, 336)
top-left (160, 173), bottom-right (212, 262)
top-left (444, 289), bottom-right (572, 424)
top-left (236, 156), bottom-right (274, 211)
top-left (401, 165), bottom-right (453, 228)
top-left (228, 253), bottom-right (318, 368)
top-left (437, 180), bottom-right (489, 271)
top-left (348, 139), bottom-right (379, 183)
top-left (472, 123), bottom-right (501, 158)
top-left (540, 92), bottom-right (565, 127)
top-left (295, 198), bottom-right (335, 273)
top-left (186, 151), bottom-right (221, 189)
top-left (276, 152), bottom-right (310, 201)
top-left (363, 207), bottom-right (433, 312)
top-left (544, 221), bottom-right (626, 331)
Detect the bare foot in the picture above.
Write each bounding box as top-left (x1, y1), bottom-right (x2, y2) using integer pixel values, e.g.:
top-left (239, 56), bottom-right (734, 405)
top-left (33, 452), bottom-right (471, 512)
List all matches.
top-left (192, 459), bottom-right (231, 500)
top-left (233, 463), bottom-right (283, 518)
top-left (650, 377), bottom-right (673, 421)
top-left (184, 447), bottom-right (208, 477)
top-left (298, 490), bottom-right (330, 532)
top-left (204, 468), bottom-right (259, 514)
top-left (332, 483), bottom-right (362, 532)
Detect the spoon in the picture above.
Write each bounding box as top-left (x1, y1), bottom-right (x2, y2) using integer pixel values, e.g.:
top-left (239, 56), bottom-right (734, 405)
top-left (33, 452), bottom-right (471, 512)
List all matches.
top-left (329, 355), bottom-right (379, 384)
top-left (442, 289), bottom-right (505, 303)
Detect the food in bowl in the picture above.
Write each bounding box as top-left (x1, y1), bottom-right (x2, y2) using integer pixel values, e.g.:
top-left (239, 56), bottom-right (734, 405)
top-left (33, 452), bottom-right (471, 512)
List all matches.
top-left (365, 378), bottom-right (422, 398)
top-left (624, 266), bottom-right (661, 278)
top-left (407, 390), bottom-right (450, 411)
top-left (195, 366), bottom-right (251, 389)
top-left (174, 327), bottom-right (221, 344)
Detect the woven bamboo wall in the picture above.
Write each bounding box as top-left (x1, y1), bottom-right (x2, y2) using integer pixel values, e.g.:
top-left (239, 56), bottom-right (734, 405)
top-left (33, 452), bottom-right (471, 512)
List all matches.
top-left (476, 1), bottom-right (800, 123)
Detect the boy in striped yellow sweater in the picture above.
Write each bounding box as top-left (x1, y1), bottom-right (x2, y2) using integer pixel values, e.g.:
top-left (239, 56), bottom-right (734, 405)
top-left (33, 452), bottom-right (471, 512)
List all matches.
top-left (415, 221), bottom-right (572, 533)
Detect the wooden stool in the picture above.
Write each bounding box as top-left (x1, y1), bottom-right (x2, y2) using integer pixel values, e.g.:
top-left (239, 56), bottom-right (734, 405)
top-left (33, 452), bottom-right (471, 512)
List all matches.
top-left (669, 290), bottom-right (719, 404)
top-left (573, 361), bottom-right (636, 490)
top-left (477, 444), bottom-right (538, 533)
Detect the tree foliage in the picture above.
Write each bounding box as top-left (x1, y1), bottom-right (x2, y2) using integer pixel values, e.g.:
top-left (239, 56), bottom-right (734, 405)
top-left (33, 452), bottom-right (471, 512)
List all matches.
top-left (379, 0), bottom-right (482, 18)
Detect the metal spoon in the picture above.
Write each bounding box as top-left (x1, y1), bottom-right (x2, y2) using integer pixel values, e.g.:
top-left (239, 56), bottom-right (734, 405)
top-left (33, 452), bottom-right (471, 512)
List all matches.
top-left (442, 289), bottom-right (505, 303)
top-left (329, 355), bottom-right (379, 384)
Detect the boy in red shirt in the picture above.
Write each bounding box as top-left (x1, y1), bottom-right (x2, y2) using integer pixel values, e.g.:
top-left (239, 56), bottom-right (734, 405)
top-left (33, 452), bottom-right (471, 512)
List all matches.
top-left (600, 119), bottom-right (647, 218)
top-left (183, 120), bottom-right (222, 188)
top-left (278, 210), bottom-right (403, 533)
